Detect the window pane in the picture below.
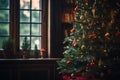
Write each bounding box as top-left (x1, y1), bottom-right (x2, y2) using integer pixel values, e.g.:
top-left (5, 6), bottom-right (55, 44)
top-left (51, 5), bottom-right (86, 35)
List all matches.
top-left (0, 37), bottom-right (9, 49)
top-left (20, 36), bottom-right (30, 49)
top-left (32, 0), bottom-right (40, 10)
top-left (0, 0), bottom-right (9, 9)
top-left (0, 0), bottom-right (9, 50)
top-left (31, 37), bottom-right (41, 49)
top-left (32, 24), bottom-right (41, 35)
top-left (0, 10), bottom-right (9, 22)
top-left (19, 0), bottom-right (43, 50)
top-left (39, 0), bottom-right (42, 10)
top-left (20, 24), bottom-right (30, 35)
top-left (20, 10), bottom-right (30, 22)
top-left (32, 11), bottom-right (41, 23)
top-left (20, 0), bottom-right (30, 9)
top-left (0, 23), bottom-right (9, 35)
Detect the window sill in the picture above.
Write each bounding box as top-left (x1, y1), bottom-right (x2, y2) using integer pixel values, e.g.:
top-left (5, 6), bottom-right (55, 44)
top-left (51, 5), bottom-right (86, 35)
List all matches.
top-left (0, 58), bottom-right (61, 64)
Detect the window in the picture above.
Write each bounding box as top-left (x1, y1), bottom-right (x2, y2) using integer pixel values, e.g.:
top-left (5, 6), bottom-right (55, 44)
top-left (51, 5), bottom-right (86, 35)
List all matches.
top-left (20, 0), bottom-right (42, 49)
top-left (0, 0), bottom-right (48, 56)
top-left (0, 0), bottom-right (9, 49)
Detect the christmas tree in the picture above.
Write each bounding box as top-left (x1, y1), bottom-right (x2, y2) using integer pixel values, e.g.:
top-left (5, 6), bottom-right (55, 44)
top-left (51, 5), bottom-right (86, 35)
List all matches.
top-left (57, 0), bottom-right (98, 74)
top-left (21, 36), bottom-right (30, 51)
top-left (33, 44), bottom-right (39, 58)
top-left (21, 36), bottom-right (30, 58)
top-left (57, 0), bottom-right (120, 79)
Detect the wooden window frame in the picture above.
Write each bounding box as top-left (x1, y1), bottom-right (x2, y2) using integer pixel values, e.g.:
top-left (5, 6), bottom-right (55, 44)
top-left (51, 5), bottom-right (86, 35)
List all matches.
top-left (0, 0), bottom-right (48, 57)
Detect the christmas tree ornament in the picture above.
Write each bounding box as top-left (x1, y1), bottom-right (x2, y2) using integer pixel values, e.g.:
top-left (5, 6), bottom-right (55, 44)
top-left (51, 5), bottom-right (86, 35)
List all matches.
top-left (92, 8), bottom-right (96, 17)
top-left (74, 7), bottom-right (79, 12)
top-left (74, 17), bottom-right (77, 21)
top-left (67, 60), bottom-right (72, 66)
top-left (82, 34), bottom-right (86, 39)
top-left (80, 15), bottom-right (84, 21)
top-left (98, 58), bottom-right (102, 67)
top-left (73, 39), bottom-right (78, 47)
top-left (84, 0), bottom-right (88, 5)
top-left (90, 61), bottom-right (95, 67)
top-left (74, 43), bottom-right (78, 47)
top-left (84, 11), bottom-right (88, 17)
top-left (103, 49), bottom-right (107, 53)
top-left (105, 32), bottom-right (110, 38)
top-left (81, 45), bottom-right (86, 50)
top-left (115, 31), bottom-right (120, 37)
top-left (89, 33), bottom-right (96, 39)
top-left (70, 28), bottom-right (75, 33)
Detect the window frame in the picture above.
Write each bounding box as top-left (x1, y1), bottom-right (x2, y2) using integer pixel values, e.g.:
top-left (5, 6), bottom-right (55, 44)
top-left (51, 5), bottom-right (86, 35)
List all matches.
top-left (0, 0), bottom-right (48, 57)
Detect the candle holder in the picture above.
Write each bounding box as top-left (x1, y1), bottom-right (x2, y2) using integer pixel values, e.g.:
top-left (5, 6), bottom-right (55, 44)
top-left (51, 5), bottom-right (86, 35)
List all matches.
top-left (40, 48), bottom-right (46, 58)
top-left (40, 52), bottom-right (43, 58)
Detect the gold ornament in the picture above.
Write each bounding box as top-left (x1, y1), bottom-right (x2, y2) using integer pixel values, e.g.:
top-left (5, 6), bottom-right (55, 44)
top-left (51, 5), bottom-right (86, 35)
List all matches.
top-left (80, 15), bottom-right (84, 20)
top-left (81, 45), bottom-right (86, 50)
top-left (105, 32), bottom-right (110, 37)
top-left (103, 49), bottom-right (107, 53)
top-left (82, 34), bottom-right (86, 39)
top-left (92, 8), bottom-right (96, 17)
top-left (98, 58), bottom-right (102, 66)
top-left (85, 11), bottom-right (88, 17)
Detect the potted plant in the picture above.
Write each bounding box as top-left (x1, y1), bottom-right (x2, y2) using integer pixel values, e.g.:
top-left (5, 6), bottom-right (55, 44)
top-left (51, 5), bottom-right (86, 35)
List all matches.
top-left (21, 36), bottom-right (30, 58)
top-left (2, 37), bottom-right (14, 58)
top-left (33, 44), bottom-right (39, 58)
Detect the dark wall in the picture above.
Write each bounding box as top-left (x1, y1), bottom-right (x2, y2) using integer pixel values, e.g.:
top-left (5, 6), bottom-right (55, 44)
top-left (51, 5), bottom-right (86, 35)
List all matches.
top-left (50, 0), bottom-right (64, 58)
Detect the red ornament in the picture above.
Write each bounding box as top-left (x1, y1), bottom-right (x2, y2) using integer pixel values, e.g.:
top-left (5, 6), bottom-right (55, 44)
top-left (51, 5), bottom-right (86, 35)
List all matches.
top-left (115, 31), bottom-right (120, 37)
top-left (70, 28), bottom-right (75, 33)
top-left (84, 0), bottom-right (88, 4)
top-left (90, 61), bottom-right (95, 67)
top-left (74, 7), bottom-right (79, 12)
top-left (74, 43), bottom-right (78, 47)
top-left (73, 39), bottom-right (78, 47)
top-left (67, 60), bottom-right (72, 66)
top-left (89, 33), bottom-right (96, 39)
